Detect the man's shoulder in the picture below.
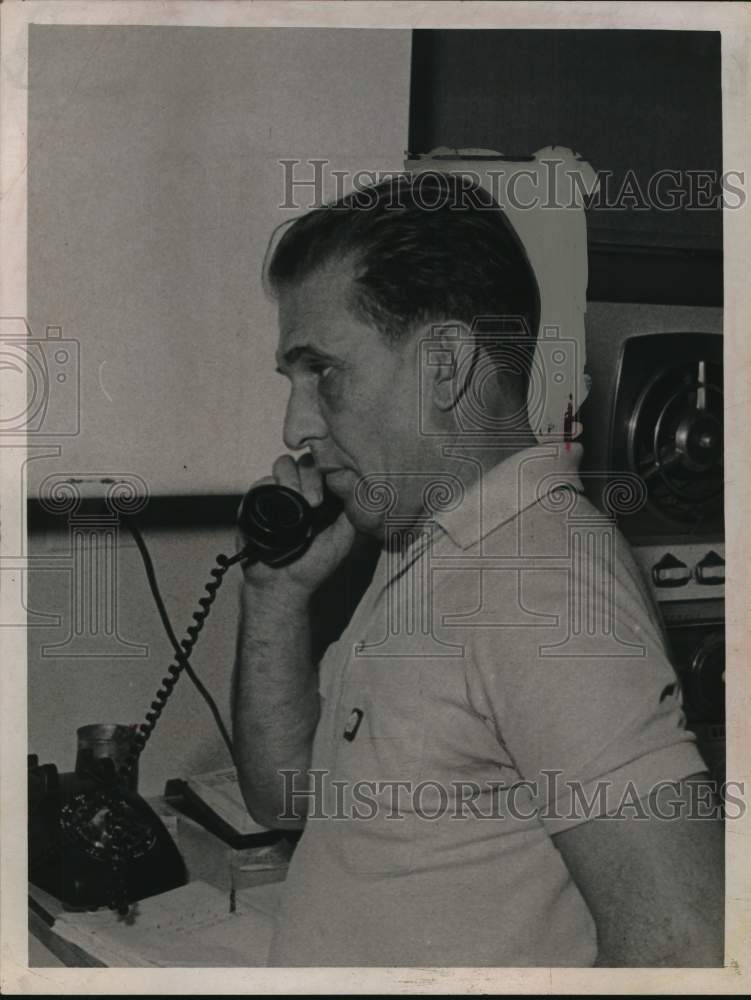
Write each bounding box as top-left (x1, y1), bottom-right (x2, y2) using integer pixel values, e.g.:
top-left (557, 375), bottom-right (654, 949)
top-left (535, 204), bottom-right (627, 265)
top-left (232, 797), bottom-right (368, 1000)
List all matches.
top-left (461, 483), bottom-right (627, 561)
top-left (439, 486), bottom-right (664, 651)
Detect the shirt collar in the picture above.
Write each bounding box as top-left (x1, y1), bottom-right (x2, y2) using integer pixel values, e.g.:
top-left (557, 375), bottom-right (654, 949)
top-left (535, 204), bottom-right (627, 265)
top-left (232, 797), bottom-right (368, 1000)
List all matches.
top-left (433, 442), bottom-right (585, 550)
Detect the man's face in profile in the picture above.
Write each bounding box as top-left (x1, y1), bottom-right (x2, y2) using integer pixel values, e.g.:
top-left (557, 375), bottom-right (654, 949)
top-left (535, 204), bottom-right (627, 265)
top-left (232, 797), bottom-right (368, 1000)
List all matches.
top-left (275, 257), bottom-right (432, 536)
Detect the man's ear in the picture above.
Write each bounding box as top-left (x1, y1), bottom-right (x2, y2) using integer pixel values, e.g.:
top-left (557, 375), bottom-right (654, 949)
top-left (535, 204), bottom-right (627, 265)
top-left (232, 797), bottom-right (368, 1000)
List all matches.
top-left (421, 322), bottom-right (476, 413)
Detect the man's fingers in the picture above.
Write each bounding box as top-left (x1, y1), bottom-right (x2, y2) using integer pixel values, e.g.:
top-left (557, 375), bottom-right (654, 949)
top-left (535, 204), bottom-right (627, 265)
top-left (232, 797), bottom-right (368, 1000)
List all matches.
top-left (237, 475), bottom-right (274, 522)
top-left (272, 454), bottom-right (301, 493)
top-left (297, 453), bottom-right (323, 506)
top-left (272, 453), bottom-right (323, 507)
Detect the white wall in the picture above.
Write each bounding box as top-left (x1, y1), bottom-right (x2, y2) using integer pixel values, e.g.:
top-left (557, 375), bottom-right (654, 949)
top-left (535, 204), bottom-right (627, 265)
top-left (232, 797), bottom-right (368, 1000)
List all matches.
top-left (29, 521), bottom-right (241, 795)
top-left (28, 25), bottom-right (412, 496)
top-left (27, 25), bottom-right (411, 791)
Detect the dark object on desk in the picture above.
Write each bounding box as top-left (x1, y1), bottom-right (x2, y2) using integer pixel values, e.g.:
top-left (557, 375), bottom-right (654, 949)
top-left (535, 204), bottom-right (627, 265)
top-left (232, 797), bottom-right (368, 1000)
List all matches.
top-left (75, 723), bottom-right (140, 791)
top-left (28, 753), bottom-right (186, 910)
top-left (164, 777), bottom-right (299, 851)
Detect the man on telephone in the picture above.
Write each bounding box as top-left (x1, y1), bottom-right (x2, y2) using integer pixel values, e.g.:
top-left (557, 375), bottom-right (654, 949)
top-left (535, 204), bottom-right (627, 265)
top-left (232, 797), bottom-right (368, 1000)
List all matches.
top-left (232, 174), bottom-right (723, 967)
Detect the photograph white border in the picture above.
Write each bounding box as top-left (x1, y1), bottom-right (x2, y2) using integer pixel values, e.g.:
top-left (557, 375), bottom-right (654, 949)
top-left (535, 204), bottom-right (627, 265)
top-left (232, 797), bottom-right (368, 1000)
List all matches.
top-left (2, 1), bottom-right (749, 994)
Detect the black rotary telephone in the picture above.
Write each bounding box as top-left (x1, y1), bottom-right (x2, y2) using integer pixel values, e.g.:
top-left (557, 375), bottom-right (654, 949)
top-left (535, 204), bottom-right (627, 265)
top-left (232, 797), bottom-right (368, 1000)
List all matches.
top-left (28, 483), bottom-right (343, 914)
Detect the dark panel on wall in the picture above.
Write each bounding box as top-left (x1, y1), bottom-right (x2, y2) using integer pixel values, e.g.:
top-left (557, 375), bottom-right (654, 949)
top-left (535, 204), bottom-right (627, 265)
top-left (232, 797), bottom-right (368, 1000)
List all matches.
top-left (409, 29), bottom-right (723, 303)
top-left (586, 245), bottom-right (722, 306)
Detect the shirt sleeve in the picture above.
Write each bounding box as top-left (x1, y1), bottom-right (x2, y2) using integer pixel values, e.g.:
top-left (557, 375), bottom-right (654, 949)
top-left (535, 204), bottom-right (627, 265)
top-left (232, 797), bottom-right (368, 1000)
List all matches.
top-left (465, 540), bottom-right (708, 835)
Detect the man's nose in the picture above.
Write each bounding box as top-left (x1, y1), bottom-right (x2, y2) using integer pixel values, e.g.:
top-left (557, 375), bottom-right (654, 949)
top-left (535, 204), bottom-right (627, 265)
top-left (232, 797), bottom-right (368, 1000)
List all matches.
top-left (282, 383), bottom-right (327, 451)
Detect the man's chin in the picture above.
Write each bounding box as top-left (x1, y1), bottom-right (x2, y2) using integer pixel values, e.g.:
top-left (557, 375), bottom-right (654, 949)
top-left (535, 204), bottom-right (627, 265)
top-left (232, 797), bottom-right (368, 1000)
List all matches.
top-left (332, 470), bottom-right (424, 541)
top-left (340, 496), bottom-right (386, 539)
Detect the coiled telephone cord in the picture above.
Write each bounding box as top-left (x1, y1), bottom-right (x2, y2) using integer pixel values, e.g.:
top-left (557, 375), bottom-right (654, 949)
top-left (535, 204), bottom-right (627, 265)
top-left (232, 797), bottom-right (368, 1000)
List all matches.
top-left (88, 519), bottom-right (245, 914)
top-left (117, 542), bottom-right (245, 785)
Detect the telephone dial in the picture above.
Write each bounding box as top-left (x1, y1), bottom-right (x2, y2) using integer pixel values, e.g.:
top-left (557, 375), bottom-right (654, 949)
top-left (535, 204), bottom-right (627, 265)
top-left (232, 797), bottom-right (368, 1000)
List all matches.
top-left (28, 482), bottom-right (343, 914)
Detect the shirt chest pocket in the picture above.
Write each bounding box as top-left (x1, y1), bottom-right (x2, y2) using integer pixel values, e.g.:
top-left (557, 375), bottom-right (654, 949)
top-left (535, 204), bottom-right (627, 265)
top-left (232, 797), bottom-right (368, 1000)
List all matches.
top-left (331, 662), bottom-right (427, 876)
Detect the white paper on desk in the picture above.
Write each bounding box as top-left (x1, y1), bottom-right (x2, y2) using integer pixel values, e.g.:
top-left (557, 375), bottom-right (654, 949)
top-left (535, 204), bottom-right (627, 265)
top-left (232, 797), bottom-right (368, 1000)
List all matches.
top-left (53, 880), bottom-right (278, 967)
top-left (186, 767), bottom-right (272, 837)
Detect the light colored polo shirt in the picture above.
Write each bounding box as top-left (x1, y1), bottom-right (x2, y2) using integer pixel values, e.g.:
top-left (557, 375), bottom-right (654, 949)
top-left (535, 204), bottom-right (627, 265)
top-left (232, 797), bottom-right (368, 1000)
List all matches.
top-left (268, 443), bottom-right (706, 967)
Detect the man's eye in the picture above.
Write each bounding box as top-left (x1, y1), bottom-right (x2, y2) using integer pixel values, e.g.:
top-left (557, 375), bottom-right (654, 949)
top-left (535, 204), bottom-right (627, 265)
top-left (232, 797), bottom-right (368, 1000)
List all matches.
top-left (310, 362), bottom-right (333, 379)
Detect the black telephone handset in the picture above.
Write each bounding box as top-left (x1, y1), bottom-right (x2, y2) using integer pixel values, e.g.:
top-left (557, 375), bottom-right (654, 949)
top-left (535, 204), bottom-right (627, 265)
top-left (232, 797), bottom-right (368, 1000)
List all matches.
top-left (29, 483), bottom-right (343, 914)
top-left (237, 482), bottom-right (344, 566)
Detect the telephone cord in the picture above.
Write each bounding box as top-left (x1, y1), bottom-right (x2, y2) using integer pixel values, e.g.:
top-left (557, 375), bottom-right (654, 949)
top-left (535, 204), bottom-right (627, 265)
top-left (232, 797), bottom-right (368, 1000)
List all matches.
top-left (118, 542), bottom-right (244, 783)
top-left (121, 516), bottom-right (237, 761)
top-left (98, 547), bottom-right (244, 914)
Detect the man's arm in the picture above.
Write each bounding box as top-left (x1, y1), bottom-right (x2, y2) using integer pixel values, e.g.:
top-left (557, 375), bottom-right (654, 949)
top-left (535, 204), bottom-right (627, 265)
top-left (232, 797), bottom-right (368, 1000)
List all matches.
top-left (552, 774), bottom-right (724, 967)
top-left (232, 581), bottom-right (318, 829)
top-left (231, 455), bottom-right (356, 829)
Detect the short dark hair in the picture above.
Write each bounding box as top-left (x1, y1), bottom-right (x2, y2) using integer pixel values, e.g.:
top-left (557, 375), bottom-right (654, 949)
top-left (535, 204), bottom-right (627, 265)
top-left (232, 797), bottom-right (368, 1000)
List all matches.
top-left (265, 173), bottom-right (540, 391)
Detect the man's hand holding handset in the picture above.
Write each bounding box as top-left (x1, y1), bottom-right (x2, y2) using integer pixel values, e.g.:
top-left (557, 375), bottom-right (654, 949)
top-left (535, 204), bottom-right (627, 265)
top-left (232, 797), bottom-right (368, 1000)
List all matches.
top-left (237, 452), bottom-right (356, 600)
